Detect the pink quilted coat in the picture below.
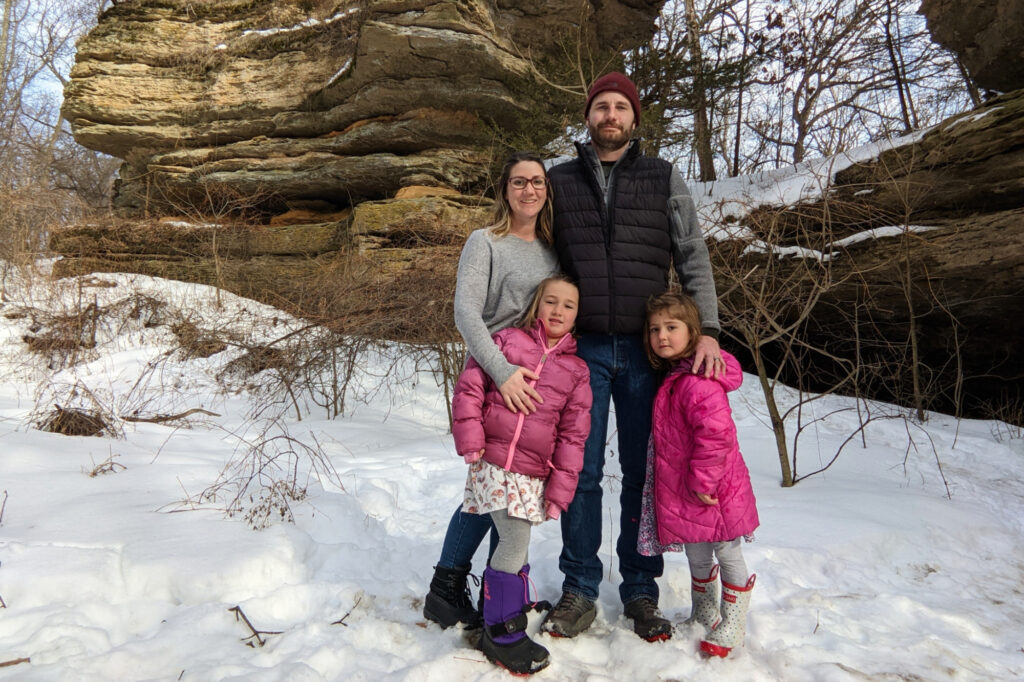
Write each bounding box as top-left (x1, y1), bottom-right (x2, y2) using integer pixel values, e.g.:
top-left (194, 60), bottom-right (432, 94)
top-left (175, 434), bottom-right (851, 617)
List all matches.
top-left (451, 322), bottom-right (592, 513)
top-left (650, 350), bottom-right (759, 544)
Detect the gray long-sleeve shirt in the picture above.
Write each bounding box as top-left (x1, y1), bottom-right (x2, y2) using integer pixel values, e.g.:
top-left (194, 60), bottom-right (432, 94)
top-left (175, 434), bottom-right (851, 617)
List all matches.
top-left (453, 229), bottom-right (559, 386)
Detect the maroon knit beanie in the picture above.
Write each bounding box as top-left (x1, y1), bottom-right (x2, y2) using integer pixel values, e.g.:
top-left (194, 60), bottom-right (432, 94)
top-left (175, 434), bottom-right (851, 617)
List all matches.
top-left (584, 72), bottom-right (641, 121)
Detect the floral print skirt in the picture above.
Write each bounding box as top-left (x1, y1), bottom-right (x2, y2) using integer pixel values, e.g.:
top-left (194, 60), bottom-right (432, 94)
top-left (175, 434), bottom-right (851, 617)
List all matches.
top-left (638, 436), bottom-right (687, 556)
top-left (464, 459), bottom-right (546, 525)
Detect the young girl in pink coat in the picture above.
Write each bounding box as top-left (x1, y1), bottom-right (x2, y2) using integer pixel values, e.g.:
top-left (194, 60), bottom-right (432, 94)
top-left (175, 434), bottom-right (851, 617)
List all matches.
top-left (451, 275), bottom-right (592, 675)
top-left (638, 291), bottom-right (759, 658)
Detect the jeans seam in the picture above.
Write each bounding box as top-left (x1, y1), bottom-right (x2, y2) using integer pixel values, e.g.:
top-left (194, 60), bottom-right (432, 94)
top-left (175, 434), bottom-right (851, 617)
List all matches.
top-left (561, 587), bottom-right (594, 603)
top-left (622, 592), bottom-right (658, 606)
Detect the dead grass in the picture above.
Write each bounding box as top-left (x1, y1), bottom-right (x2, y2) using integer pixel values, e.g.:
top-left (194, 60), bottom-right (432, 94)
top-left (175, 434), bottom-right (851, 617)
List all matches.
top-left (37, 404), bottom-right (110, 437)
top-left (171, 321), bottom-right (228, 359)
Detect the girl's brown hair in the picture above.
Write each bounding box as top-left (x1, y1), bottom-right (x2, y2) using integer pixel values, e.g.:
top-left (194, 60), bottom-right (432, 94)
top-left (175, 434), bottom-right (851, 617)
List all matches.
top-left (520, 274), bottom-right (579, 331)
top-left (644, 291), bottom-right (703, 370)
top-left (486, 151), bottom-right (554, 245)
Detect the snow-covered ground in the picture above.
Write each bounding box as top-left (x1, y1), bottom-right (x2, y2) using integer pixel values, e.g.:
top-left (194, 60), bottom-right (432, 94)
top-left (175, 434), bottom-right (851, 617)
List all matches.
top-left (1, 268), bottom-right (1022, 681)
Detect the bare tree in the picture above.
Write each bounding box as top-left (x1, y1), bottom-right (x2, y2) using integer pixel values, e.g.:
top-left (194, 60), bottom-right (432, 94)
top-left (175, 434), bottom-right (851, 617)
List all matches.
top-left (0, 0), bottom-right (116, 272)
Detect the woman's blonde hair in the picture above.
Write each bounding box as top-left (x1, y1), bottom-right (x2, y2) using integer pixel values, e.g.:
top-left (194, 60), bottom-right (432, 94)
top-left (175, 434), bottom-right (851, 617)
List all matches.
top-left (644, 291), bottom-right (702, 370)
top-left (486, 151), bottom-right (553, 245)
top-left (520, 274), bottom-right (579, 331)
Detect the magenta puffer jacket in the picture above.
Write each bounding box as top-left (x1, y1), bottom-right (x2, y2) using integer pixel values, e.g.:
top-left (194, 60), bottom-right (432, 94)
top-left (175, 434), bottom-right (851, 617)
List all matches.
top-left (651, 350), bottom-right (758, 544)
top-left (451, 323), bottom-right (592, 512)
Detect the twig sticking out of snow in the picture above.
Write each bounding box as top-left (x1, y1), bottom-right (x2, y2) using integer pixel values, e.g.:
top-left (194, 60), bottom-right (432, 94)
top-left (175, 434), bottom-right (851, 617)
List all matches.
top-left (228, 605), bottom-right (281, 648)
top-left (331, 595), bottom-right (363, 626)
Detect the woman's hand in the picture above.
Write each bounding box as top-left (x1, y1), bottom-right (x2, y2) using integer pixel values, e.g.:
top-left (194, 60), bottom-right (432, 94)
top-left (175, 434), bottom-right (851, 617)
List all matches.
top-left (695, 492), bottom-right (719, 506)
top-left (545, 501), bottom-right (561, 520)
top-left (499, 366), bottom-right (544, 414)
top-left (463, 449), bottom-right (484, 464)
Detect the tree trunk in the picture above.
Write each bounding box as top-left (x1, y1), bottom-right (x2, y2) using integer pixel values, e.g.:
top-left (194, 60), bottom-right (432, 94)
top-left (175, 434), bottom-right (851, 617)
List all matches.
top-left (882, 0), bottom-right (915, 132)
top-left (731, 0), bottom-right (752, 177)
top-left (955, 54), bottom-right (983, 106)
top-left (684, 0), bottom-right (716, 181)
top-left (1, 0), bottom-right (14, 106)
top-left (746, 333), bottom-right (793, 487)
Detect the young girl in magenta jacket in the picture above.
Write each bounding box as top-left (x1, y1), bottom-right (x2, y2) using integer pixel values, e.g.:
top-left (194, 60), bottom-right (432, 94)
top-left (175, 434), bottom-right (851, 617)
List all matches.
top-left (638, 291), bottom-right (759, 658)
top-left (450, 275), bottom-right (592, 675)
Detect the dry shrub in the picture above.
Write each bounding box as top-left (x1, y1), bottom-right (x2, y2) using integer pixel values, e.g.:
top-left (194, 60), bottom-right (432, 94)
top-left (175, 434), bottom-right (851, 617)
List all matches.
top-left (220, 345), bottom-right (291, 378)
top-left (188, 419), bottom-right (342, 530)
top-left (172, 321), bottom-right (228, 359)
top-left (151, 178), bottom-right (283, 223)
top-left (15, 290), bottom-right (171, 370)
top-left (261, 247), bottom-right (465, 424)
top-left (20, 302), bottom-right (100, 368)
top-left (241, 480), bottom-right (307, 529)
top-left (37, 404), bottom-right (110, 437)
top-left (87, 454), bottom-right (126, 477)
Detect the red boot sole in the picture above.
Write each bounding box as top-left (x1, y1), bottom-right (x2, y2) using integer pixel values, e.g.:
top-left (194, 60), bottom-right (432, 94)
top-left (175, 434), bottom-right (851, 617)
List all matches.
top-left (699, 640), bottom-right (731, 658)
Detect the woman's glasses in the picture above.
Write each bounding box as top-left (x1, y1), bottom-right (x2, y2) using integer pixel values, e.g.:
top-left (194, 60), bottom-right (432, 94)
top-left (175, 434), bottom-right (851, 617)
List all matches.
top-left (508, 176), bottom-right (548, 190)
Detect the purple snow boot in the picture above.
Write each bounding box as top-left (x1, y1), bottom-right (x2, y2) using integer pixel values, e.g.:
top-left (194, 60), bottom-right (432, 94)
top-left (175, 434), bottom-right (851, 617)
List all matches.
top-left (478, 566), bottom-right (550, 675)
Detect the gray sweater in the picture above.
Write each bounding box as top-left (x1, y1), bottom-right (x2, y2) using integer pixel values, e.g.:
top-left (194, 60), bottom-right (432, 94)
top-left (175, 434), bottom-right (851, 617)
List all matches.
top-left (453, 229), bottom-right (559, 386)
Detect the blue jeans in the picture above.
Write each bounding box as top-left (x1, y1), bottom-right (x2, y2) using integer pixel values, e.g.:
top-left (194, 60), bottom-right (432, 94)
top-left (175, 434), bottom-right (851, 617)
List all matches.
top-left (558, 333), bottom-right (663, 604)
top-left (437, 505), bottom-right (498, 569)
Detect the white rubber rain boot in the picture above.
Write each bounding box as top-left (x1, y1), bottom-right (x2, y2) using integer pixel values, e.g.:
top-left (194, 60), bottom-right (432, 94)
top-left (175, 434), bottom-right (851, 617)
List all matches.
top-left (700, 574), bottom-right (755, 658)
top-left (685, 563), bottom-right (720, 636)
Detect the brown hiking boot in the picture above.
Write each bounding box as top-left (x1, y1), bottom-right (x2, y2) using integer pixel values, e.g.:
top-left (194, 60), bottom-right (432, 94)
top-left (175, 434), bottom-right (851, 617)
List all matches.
top-left (539, 591), bottom-right (596, 638)
top-left (624, 597), bottom-right (672, 641)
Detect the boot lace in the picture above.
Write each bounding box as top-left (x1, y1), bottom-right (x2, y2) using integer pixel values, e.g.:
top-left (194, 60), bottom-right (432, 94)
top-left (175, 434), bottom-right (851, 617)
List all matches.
top-left (551, 591), bottom-right (591, 619)
top-left (518, 570), bottom-right (552, 614)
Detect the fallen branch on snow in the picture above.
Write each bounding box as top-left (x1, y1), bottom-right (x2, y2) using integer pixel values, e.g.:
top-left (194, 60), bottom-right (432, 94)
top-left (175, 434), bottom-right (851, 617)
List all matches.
top-left (121, 408), bottom-right (220, 424)
top-left (229, 605), bottom-right (281, 647)
top-left (0, 658), bottom-right (30, 668)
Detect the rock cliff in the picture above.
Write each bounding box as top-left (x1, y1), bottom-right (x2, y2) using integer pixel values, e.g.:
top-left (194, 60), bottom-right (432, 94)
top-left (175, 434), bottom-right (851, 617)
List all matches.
top-left (920, 0), bottom-right (1024, 93)
top-left (63, 0), bottom-right (665, 213)
top-left (707, 87), bottom-right (1024, 419)
top-left (55, 0), bottom-right (666, 345)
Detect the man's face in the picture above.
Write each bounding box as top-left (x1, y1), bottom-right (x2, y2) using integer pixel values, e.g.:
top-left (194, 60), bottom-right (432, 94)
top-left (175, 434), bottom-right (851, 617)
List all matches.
top-left (586, 91), bottom-right (636, 152)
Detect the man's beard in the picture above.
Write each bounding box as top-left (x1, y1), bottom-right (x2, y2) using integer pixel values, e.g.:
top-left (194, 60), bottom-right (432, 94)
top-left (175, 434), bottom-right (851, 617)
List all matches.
top-left (588, 121), bottom-right (631, 152)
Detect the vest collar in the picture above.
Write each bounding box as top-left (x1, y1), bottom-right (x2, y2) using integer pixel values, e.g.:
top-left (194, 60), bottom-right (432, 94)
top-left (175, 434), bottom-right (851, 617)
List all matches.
top-left (575, 139), bottom-right (642, 169)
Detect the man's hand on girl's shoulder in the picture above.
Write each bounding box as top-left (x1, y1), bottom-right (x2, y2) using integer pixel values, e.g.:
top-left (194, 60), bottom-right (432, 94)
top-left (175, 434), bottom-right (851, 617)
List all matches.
top-left (692, 335), bottom-right (725, 379)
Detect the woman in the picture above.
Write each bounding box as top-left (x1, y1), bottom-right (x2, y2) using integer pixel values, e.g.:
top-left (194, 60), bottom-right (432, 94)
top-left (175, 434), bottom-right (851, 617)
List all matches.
top-left (424, 151), bottom-right (559, 628)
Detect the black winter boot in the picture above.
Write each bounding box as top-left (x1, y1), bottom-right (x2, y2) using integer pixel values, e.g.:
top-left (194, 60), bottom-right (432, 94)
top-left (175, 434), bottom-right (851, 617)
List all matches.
top-left (424, 564), bottom-right (480, 628)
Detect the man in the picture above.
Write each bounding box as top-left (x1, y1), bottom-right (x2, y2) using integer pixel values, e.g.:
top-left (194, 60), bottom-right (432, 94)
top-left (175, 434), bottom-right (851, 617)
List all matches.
top-left (541, 72), bottom-right (724, 641)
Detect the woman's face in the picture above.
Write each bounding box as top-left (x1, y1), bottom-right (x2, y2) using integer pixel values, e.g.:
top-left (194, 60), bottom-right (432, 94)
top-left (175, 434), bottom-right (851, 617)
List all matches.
top-left (505, 160), bottom-right (548, 224)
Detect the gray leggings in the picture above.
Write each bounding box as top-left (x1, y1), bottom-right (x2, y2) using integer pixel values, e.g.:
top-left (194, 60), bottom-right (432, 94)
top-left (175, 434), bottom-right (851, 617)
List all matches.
top-left (488, 510), bottom-right (532, 574)
top-left (685, 540), bottom-right (749, 587)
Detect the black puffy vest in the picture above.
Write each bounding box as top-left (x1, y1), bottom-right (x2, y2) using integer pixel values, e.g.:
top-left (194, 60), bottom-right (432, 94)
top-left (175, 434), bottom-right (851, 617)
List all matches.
top-left (550, 142), bottom-right (672, 335)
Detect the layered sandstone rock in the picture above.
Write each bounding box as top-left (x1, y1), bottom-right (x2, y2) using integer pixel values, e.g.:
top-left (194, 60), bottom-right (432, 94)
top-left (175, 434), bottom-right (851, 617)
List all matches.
top-left (51, 194), bottom-right (492, 326)
top-left (56, 0), bottom-right (665, 346)
top-left (709, 88), bottom-right (1024, 418)
top-left (63, 0), bottom-right (665, 213)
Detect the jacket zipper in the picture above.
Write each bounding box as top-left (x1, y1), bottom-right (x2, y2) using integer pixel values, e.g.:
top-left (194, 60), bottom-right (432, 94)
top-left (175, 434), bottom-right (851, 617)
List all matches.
top-left (588, 141), bottom-right (635, 334)
top-left (502, 331), bottom-right (570, 471)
